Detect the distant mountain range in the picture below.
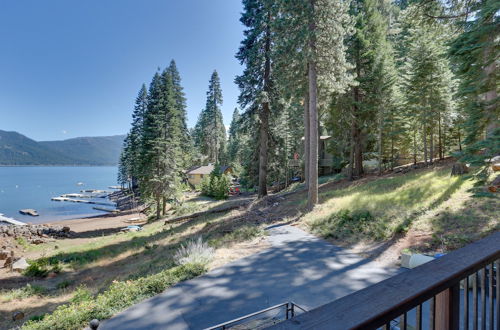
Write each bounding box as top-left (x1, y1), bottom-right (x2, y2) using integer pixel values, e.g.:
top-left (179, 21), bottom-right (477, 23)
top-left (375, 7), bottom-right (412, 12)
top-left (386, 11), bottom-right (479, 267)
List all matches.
top-left (0, 130), bottom-right (125, 166)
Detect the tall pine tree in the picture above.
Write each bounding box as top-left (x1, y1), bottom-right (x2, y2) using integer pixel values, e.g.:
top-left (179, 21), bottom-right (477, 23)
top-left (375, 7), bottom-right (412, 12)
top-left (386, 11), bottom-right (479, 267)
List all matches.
top-left (194, 71), bottom-right (226, 164)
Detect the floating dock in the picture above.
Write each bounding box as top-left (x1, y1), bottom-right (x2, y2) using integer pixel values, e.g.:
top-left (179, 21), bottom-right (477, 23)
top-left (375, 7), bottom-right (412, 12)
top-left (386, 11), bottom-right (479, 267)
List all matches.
top-left (0, 213), bottom-right (27, 226)
top-left (19, 209), bottom-right (39, 216)
top-left (61, 193), bottom-right (107, 199)
top-left (51, 197), bottom-right (115, 206)
top-left (81, 189), bottom-right (108, 194)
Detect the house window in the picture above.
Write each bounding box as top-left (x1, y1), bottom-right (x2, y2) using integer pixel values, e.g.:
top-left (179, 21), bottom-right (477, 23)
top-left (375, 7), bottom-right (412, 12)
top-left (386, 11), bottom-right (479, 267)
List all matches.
top-left (200, 174), bottom-right (204, 178)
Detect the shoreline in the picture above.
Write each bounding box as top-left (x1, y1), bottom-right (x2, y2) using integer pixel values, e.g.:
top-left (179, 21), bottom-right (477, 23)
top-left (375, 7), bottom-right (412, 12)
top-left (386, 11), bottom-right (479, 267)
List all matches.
top-left (46, 208), bottom-right (146, 234)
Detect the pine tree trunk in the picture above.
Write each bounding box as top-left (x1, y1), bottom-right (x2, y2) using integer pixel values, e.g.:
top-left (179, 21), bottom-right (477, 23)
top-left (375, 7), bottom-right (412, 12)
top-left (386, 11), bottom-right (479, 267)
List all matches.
top-left (162, 196), bottom-right (166, 216)
top-left (258, 25), bottom-right (271, 198)
top-left (483, 31), bottom-right (499, 138)
top-left (423, 123), bottom-right (428, 166)
top-left (377, 115), bottom-right (383, 175)
top-left (458, 128), bottom-right (462, 151)
top-left (304, 89), bottom-right (310, 187)
top-left (156, 194), bottom-right (161, 220)
top-left (391, 136), bottom-right (395, 171)
top-left (258, 104), bottom-right (269, 198)
top-left (308, 60), bottom-right (319, 210)
top-left (307, 0), bottom-right (318, 210)
top-left (354, 126), bottom-right (363, 177)
top-left (413, 128), bottom-right (417, 165)
top-left (438, 112), bottom-right (443, 159)
top-left (352, 86), bottom-right (363, 178)
top-left (430, 129), bottom-right (434, 164)
top-left (349, 125), bottom-right (355, 180)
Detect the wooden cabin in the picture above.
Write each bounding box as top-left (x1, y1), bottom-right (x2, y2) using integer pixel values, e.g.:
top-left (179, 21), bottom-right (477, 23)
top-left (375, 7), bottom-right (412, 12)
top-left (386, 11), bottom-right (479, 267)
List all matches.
top-left (299, 135), bottom-right (335, 176)
top-left (186, 164), bottom-right (232, 186)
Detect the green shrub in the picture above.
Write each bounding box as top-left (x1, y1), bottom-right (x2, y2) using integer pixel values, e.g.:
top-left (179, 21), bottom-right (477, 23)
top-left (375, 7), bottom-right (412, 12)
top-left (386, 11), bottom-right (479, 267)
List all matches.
top-left (201, 169), bottom-right (230, 200)
top-left (23, 258), bottom-right (61, 278)
top-left (71, 285), bottom-right (93, 304)
top-left (22, 263), bottom-right (206, 330)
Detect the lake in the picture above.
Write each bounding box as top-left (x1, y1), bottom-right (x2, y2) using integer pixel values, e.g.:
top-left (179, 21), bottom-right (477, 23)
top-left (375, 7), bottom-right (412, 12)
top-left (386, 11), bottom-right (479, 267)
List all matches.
top-left (0, 166), bottom-right (118, 224)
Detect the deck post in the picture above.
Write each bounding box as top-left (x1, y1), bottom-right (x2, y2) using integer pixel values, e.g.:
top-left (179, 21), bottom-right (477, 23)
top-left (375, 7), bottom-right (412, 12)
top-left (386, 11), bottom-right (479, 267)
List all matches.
top-left (435, 283), bottom-right (460, 330)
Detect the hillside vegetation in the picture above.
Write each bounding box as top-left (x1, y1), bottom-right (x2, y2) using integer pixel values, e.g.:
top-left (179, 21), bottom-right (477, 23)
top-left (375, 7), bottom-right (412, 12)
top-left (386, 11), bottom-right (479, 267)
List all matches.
top-left (0, 130), bottom-right (125, 165)
top-left (1, 161), bottom-right (497, 329)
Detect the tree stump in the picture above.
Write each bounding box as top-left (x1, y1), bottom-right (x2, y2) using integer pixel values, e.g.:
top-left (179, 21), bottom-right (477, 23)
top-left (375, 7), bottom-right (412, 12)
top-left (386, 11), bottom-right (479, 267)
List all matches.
top-left (451, 162), bottom-right (469, 176)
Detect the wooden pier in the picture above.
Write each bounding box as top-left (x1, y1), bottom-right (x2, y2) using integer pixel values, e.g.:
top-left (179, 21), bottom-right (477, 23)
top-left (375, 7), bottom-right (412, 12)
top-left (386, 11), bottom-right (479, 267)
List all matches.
top-left (0, 213), bottom-right (27, 226)
top-left (51, 196), bottom-right (115, 206)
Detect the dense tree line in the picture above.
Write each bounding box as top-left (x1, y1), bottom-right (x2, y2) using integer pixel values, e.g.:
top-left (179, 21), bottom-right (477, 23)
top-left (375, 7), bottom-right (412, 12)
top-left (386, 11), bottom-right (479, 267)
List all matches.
top-left (120, 0), bottom-right (498, 217)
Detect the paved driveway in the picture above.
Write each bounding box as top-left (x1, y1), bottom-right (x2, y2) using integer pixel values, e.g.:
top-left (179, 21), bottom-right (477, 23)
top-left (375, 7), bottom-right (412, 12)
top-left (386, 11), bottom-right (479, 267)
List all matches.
top-left (102, 224), bottom-right (400, 330)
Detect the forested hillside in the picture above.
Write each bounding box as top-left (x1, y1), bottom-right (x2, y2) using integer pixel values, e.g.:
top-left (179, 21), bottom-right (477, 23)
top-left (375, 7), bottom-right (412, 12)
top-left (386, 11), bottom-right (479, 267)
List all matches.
top-left (39, 135), bottom-right (125, 166)
top-left (119, 0), bottom-right (498, 217)
top-left (0, 130), bottom-right (75, 165)
top-left (0, 130), bottom-right (125, 165)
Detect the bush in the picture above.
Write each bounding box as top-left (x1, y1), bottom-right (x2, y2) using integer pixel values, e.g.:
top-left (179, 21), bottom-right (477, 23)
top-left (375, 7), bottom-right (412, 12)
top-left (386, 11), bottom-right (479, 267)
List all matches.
top-left (71, 285), bottom-right (93, 304)
top-left (22, 264), bottom-right (205, 330)
top-left (23, 258), bottom-right (62, 278)
top-left (174, 237), bottom-right (214, 266)
top-left (201, 170), bottom-right (231, 200)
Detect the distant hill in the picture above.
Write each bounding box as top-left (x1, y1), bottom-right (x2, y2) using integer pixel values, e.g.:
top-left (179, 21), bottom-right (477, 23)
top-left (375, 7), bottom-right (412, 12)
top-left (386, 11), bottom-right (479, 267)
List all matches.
top-left (0, 130), bottom-right (125, 166)
top-left (40, 135), bottom-right (125, 166)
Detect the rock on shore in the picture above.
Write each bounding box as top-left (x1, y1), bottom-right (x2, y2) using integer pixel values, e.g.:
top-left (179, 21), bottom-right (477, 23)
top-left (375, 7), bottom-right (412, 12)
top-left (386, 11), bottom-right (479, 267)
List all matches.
top-left (0, 224), bottom-right (76, 244)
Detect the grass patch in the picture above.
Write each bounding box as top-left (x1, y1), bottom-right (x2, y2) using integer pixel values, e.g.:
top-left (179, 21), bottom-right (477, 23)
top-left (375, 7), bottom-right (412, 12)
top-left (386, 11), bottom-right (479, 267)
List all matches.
top-left (0, 284), bottom-right (47, 302)
top-left (209, 225), bottom-right (266, 248)
top-left (174, 201), bottom-right (201, 216)
top-left (22, 263), bottom-right (206, 330)
top-left (305, 167), bottom-right (471, 241)
top-left (310, 210), bottom-right (388, 240)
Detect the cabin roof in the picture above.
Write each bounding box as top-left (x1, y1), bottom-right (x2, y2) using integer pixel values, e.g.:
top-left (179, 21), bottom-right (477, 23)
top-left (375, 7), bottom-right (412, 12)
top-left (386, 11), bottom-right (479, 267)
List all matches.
top-left (186, 165), bottom-right (231, 175)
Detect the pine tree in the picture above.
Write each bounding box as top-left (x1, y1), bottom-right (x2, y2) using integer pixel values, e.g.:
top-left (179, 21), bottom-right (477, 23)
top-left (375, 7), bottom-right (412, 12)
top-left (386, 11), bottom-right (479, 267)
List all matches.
top-left (194, 71), bottom-right (226, 164)
top-left (450, 0), bottom-right (499, 164)
top-left (227, 108), bottom-right (242, 165)
top-left (274, 0), bottom-right (353, 210)
top-left (336, 0), bottom-right (399, 178)
top-left (166, 60), bottom-right (192, 168)
top-left (236, 0), bottom-right (276, 198)
top-left (117, 84), bottom-right (148, 188)
top-left (139, 64), bottom-right (187, 219)
top-left (402, 16), bottom-right (456, 166)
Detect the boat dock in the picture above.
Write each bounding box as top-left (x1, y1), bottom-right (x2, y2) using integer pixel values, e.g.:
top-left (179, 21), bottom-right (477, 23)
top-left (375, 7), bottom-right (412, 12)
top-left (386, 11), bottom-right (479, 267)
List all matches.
top-left (0, 213), bottom-right (27, 226)
top-left (61, 193), bottom-right (107, 199)
top-left (19, 209), bottom-right (39, 216)
top-left (51, 196), bottom-right (115, 206)
top-left (92, 206), bottom-right (119, 213)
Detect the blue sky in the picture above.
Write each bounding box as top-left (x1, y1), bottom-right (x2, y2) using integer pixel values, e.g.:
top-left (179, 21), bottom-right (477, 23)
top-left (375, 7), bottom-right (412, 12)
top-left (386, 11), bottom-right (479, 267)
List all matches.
top-left (0, 0), bottom-right (244, 141)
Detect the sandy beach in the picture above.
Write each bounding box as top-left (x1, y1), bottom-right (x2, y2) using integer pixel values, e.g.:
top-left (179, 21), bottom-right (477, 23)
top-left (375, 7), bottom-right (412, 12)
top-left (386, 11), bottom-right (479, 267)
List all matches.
top-left (45, 209), bottom-right (147, 236)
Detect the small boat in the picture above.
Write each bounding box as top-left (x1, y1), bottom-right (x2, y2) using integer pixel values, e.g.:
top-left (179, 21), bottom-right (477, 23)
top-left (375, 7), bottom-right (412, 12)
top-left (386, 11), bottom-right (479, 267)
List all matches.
top-left (77, 182), bottom-right (84, 186)
top-left (19, 209), bottom-right (39, 216)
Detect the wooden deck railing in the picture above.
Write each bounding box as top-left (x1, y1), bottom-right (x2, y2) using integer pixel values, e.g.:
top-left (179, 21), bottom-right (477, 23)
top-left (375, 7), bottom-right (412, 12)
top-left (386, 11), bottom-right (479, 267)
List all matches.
top-left (267, 231), bottom-right (500, 330)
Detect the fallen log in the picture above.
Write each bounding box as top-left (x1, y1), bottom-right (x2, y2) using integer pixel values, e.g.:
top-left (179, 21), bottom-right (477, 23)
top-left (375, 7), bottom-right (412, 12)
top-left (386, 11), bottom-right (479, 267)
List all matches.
top-left (164, 200), bottom-right (252, 225)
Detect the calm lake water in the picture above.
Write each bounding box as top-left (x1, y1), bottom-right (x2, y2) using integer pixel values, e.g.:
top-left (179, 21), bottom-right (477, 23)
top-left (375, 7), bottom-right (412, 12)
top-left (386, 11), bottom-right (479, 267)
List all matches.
top-left (0, 166), bottom-right (118, 224)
